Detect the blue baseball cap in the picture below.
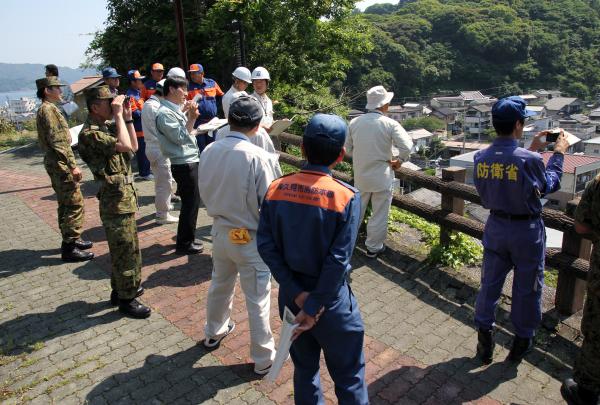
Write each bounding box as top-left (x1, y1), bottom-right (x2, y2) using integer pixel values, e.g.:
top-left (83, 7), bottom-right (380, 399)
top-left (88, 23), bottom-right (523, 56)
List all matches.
top-left (102, 67), bottom-right (121, 79)
top-left (303, 114), bottom-right (347, 147)
top-left (492, 96), bottom-right (536, 122)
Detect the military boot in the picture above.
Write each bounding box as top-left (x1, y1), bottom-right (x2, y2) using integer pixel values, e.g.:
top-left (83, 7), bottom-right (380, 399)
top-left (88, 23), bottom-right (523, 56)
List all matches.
top-left (119, 298), bottom-right (151, 319)
top-left (561, 378), bottom-right (599, 405)
top-left (507, 336), bottom-right (533, 362)
top-left (74, 239), bottom-right (93, 250)
top-left (61, 242), bottom-right (94, 262)
top-left (110, 286), bottom-right (145, 306)
top-left (476, 328), bottom-right (494, 364)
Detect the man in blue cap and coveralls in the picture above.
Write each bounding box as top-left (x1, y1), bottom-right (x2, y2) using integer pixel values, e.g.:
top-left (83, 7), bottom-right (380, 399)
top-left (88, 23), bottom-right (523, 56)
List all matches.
top-left (258, 114), bottom-right (368, 404)
top-left (102, 67), bottom-right (121, 96)
top-left (473, 96), bottom-right (568, 364)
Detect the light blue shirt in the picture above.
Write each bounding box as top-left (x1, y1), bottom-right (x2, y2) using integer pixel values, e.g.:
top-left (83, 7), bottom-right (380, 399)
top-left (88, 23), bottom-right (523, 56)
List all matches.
top-left (155, 99), bottom-right (199, 165)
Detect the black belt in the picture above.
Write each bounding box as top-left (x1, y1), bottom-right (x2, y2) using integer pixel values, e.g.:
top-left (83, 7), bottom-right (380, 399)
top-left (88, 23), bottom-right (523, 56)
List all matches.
top-left (491, 210), bottom-right (540, 221)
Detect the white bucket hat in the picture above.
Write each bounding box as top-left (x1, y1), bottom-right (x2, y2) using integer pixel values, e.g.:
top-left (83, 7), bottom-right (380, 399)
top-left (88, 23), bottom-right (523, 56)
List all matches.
top-left (365, 85), bottom-right (394, 110)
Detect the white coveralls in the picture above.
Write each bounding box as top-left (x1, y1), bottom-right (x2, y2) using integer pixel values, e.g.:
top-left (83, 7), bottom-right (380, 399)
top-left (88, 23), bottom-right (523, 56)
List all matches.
top-left (141, 95), bottom-right (174, 217)
top-left (345, 110), bottom-right (413, 252)
top-left (197, 131), bottom-right (280, 370)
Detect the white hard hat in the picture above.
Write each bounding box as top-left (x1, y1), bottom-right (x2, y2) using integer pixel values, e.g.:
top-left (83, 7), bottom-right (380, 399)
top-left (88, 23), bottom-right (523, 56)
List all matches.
top-left (232, 67), bottom-right (252, 83)
top-left (167, 67), bottom-right (186, 79)
top-left (251, 66), bottom-right (270, 81)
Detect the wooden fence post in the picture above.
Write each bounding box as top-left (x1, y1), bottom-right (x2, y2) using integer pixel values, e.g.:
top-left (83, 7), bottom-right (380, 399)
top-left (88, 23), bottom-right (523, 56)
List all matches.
top-left (440, 167), bottom-right (466, 247)
top-left (555, 199), bottom-right (590, 315)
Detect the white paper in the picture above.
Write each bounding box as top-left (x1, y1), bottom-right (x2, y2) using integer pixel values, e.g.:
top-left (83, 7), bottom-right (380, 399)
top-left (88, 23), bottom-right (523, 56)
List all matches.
top-left (268, 119), bottom-right (293, 136)
top-left (69, 124), bottom-right (83, 146)
top-left (265, 306), bottom-right (298, 382)
top-left (194, 117), bottom-right (229, 134)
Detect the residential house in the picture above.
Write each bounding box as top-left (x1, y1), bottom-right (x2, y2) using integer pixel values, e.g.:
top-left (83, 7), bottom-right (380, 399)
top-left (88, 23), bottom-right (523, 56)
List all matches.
top-left (463, 104), bottom-right (492, 138)
top-left (386, 103), bottom-right (426, 122)
top-left (407, 128), bottom-right (435, 151)
top-left (541, 152), bottom-right (600, 209)
top-left (533, 89), bottom-right (562, 104)
top-left (544, 97), bottom-right (583, 117)
top-left (583, 137), bottom-right (600, 156)
top-left (441, 140), bottom-right (489, 159)
top-left (431, 107), bottom-right (458, 134)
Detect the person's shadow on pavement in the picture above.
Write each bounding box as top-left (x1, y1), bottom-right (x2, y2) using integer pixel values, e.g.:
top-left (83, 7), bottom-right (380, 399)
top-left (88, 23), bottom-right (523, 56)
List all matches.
top-left (0, 248), bottom-right (64, 279)
top-left (0, 300), bottom-right (121, 355)
top-left (85, 344), bottom-right (262, 404)
top-left (369, 356), bottom-right (518, 403)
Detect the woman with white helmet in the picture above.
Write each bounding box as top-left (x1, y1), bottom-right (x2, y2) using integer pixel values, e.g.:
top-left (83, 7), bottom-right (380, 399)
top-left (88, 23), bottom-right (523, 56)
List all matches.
top-left (222, 67), bottom-right (252, 118)
top-left (250, 66), bottom-right (274, 128)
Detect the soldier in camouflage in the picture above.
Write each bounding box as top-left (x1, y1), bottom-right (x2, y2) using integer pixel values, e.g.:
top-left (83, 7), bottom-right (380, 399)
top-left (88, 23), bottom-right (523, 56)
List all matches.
top-left (77, 86), bottom-right (150, 319)
top-left (561, 174), bottom-right (600, 405)
top-left (35, 77), bottom-right (94, 262)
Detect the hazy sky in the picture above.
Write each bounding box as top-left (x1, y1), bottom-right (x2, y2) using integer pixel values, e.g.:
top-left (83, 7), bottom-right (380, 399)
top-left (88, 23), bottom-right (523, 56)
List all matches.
top-left (0, 0), bottom-right (397, 68)
top-left (0, 0), bottom-right (108, 68)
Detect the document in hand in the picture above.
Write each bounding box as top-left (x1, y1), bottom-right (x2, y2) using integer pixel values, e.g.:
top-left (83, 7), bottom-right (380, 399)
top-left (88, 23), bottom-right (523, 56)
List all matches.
top-left (195, 117), bottom-right (229, 134)
top-left (265, 306), bottom-right (298, 382)
top-left (268, 119), bottom-right (293, 137)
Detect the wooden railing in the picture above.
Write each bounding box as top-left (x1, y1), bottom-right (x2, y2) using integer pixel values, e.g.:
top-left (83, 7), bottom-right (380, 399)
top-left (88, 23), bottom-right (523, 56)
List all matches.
top-left (275, 132), bottom-right (591, 315)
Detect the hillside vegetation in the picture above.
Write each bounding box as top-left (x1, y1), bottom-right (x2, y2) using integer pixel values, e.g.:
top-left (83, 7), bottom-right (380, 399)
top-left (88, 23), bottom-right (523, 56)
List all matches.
top-left (351, 0), bottom-right (600, 101)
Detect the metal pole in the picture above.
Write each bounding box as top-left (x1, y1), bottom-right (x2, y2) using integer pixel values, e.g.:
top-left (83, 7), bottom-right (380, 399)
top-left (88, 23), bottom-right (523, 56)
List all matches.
top-left (173, 0), bottom-right (189, 70)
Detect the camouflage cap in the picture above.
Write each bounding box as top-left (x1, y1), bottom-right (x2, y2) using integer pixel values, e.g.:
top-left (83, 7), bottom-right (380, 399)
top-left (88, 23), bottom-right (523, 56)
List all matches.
top-left (84, 85), bottom-right (116, 102)
top-left (35, 76), bottom-right (66, 90)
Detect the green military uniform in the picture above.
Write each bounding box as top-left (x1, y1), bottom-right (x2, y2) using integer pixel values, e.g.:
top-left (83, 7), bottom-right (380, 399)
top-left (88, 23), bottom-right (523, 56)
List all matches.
top-left (573, 174), bottom-right (600, 395)
top-left (36, 88), bottom-right (84, 243)
top-left (77, 102), bottom-right (141, 300)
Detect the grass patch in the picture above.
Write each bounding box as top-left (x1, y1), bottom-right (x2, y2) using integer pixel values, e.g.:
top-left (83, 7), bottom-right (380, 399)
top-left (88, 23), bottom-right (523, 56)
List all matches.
top-left (0, 130), bottom-right (37, 151)
top-left (388, 206), bottom-right (483, 269)
top-left (545, 267), bottom-right (559, 289)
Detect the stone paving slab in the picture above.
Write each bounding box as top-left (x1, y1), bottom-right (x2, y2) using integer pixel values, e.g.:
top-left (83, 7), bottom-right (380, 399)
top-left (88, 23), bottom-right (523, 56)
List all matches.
top-left (0, 145), bottom-right (578, 404)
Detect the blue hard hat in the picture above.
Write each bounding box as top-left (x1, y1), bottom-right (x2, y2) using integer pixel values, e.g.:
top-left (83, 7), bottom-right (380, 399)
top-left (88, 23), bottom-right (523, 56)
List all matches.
top-left (492, 96), bottom-right (536, 122)
top-left (102, 67), bottom-right (121, 79)
top-left (304, 114), bottom-right (347, 147)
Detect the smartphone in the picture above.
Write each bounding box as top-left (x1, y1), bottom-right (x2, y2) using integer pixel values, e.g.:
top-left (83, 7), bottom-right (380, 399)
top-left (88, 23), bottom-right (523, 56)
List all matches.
top-left (123, 95), bottom-right (131, 105)
top-left (546, 129), bottom-right (560, 143)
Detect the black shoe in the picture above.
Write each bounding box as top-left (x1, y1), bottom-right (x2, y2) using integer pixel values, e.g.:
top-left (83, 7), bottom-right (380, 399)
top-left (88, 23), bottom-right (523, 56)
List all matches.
top-left (110, 286), bottom-right (145, 306)
top-left (61, 242), bottom-right (94, 262)
top-left (176, 242), bottom-right (204, 255)
top-left (476, 328), bottom-right (494, 364)
top-left (507, 336), bottom-right (533, 362)
top-left (119, 298), bottom-right (151, 319)
top-left (561, 378), bottom-right (599, 405)
top-left (74, 239), bottom-right (93, 250)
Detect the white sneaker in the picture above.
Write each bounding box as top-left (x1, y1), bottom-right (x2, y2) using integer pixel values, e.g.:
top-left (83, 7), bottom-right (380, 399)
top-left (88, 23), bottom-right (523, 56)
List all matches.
top-left (168, 203), bottom-right (175, 211)
top-left (139, 174), bottom-right (154, 181)
top-left (156, 213), bottom-right (179, 224)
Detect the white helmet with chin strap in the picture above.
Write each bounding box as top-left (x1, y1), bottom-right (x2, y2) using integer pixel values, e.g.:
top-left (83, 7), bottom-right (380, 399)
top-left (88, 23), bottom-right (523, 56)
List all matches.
top-left (232, 67), bottom-right (252, 83)
top-left (251, 66), bottom-right (270, 81)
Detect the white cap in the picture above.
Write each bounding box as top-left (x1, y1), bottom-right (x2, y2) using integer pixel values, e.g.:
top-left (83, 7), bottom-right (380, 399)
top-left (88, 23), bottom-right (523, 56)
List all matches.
top-left (251, 66), bottom-right (270, 81)
top-left (166, 67), bottom-right (186, 79)
top-left (365, 85), bottom-right (394, 110)
top-left (232, 67), bottom-right (252, 83)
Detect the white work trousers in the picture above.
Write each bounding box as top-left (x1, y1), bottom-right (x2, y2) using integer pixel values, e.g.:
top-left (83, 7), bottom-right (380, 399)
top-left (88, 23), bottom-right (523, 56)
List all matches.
top-left (205, 226), bottom-right (275, 369)
top-left (359, 186), bottom-right (393, 252)
top-left (145, 146), bottom-right (174, 216)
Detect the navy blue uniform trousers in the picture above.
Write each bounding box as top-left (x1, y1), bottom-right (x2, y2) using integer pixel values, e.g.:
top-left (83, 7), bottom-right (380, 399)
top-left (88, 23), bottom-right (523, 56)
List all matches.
top-left (280, 282), bottom-right (368, 405)
top-left (475, 215), bottom-right (546, 338)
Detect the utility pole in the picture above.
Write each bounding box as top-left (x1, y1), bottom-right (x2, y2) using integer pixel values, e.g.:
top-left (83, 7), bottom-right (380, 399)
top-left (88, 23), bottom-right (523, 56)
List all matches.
top-left (173, 0), bottom-right (189, 70)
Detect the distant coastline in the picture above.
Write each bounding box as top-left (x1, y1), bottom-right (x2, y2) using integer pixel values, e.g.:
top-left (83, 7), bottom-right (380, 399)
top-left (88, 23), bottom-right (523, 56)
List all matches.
top-left (0, 89), bottom-right (37, 102)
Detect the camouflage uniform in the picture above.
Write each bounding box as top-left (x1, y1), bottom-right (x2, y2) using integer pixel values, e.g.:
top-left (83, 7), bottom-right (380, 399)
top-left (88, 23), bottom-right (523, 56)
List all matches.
top-left (573, 174), bottom-right (600, 394)
top-left (78, 117), bottom-right (141, 300)
top-left (36, 99), bottom-right (84, 243)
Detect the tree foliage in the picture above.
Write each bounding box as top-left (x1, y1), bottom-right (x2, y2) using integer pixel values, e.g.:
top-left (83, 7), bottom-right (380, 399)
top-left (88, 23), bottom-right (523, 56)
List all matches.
top-left (347, 0), bottom-right (600, 100)
top-left (86, 0), bottom-right (372, 118)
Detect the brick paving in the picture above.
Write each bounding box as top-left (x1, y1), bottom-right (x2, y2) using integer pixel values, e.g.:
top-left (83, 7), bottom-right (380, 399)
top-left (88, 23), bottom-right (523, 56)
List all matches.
top-left (0, 144), bottom-right (578, 404)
